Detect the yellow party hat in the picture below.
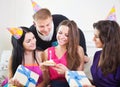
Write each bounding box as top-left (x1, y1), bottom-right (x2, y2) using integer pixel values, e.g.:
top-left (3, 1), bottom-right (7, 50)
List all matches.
top-left (106, 6), bottom-right (116, 21)
top-left (7, 27), bottom-right (23, 39)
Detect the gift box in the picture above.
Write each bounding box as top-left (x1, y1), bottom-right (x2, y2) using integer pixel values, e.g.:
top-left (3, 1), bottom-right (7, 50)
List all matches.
top-left (65, 71), bottom-right (91, 87)
top-left (13, 65), bottom-right (39, 87)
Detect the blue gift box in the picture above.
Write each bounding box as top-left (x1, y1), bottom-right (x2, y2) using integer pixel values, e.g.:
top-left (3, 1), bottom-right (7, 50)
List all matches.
top-left (13, 65), bottom-right (39, 87)
top-left (65, 71), bottom-right (91, 87)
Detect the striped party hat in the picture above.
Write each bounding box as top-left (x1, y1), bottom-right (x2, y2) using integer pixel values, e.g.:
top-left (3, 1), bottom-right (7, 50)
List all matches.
top-left (106, 6), bottom-right (117, 21)
top-left (31, 0), bottom-right (41, 13)
top-left (7, 27), bottom-right (23, 39)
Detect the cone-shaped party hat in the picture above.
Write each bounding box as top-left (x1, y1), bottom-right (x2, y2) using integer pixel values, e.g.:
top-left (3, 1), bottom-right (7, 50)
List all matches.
top-left (7, 27), bottom-right (23, 39)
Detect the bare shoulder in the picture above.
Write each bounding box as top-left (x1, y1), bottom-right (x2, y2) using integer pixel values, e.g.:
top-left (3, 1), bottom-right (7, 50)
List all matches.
top-left (36, 50), bottom-right (44, 62)
top-left (42, 49), bottom-right (49, 61)
top-left (77, 46), bottom-right (84, 52)
top-left (44, 49), bottom-right (48, 54)
top-left (77, 46), bottom-right (84, 70)
top-left (43, 49), bottom-right (48, 56)
top-left (36, 50), bottom-right (43, 55)
top-left (77, 46), bottom-right (84, 59)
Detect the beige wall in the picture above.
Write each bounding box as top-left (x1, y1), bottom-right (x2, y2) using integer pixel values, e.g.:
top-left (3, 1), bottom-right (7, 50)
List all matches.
top-left (0, 29), bottom-right (12, 55)
top-left (0, 0), bottom-right (120, 57)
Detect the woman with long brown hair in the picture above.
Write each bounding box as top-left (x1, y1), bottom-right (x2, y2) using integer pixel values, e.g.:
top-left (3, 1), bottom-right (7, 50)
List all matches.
top-left (43, 20), bottom-right (84, 87)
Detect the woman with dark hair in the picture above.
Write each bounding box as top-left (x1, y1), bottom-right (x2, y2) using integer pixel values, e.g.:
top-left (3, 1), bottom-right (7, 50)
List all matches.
top-left (8, 27), bottom-right (49, 87)
top-left (91, 20), bottom-right (120, 87)
top-left (43, 20), bottom-right (85, 87)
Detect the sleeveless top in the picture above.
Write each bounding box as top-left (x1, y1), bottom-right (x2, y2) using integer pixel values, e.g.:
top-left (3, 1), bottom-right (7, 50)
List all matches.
top-left (48, 47), bottom-right (67, 80)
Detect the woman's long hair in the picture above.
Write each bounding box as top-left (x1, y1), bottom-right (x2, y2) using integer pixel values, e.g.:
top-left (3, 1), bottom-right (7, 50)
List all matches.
top-left (11, 27), bottom-right (37, 75)
top-left (57, 20), bottom-right (81, 70)
top-left (93, 20), bottom-right (120, 75)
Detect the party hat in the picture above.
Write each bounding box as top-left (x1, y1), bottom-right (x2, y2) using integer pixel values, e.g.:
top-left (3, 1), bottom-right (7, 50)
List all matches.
top-left (106, 6), bottom-right (117, 21)
top-left (7, 27), bottom-right (23, 39)
top-left (31, 0), bottom-right (41, 13)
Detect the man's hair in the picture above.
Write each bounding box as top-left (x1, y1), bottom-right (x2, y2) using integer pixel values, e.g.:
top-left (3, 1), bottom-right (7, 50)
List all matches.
top-left (33, 8), bottom-right (52, 21)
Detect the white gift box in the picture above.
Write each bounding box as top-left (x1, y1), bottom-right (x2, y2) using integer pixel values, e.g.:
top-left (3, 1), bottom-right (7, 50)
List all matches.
top-left (65, 71), bottom-right (91, 87)
top-left (13, 65), bottom-right (39, 87)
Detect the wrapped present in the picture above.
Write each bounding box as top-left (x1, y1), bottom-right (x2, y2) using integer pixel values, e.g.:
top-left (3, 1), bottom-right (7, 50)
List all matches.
top-left (65, 71), bottom-right (91, 87)
top-left (13, 65), bottom-right (39, 87)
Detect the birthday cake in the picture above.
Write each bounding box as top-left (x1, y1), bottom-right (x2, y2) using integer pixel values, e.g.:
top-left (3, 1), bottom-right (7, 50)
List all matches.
top-left (42, 60), bottom-right (56, 66)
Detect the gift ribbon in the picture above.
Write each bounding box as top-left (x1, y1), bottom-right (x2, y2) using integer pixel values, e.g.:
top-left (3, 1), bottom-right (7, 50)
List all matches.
top-left (17, 65), bottom-right (37, 86)
top-left (67, 71), bottom-right (87, 87)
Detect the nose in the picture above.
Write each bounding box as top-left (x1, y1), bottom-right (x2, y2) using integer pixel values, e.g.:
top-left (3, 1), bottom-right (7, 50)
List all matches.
top-left (31, 39), bottom-right (36, 44)
top-left (60, 34), bottom-right (67, 39)
top-left (44, 26), bottom-right (49, 32)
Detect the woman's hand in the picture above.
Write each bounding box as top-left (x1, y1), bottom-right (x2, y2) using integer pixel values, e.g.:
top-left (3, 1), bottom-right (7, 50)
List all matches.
top-left (8, 78), bottom-right (24, 87)
top-left (37, 64), bottom-right (50, 87)
top-left (53, 63), bottom-right (69, 74)
top-left (40, 63), bottom-right (49, 72)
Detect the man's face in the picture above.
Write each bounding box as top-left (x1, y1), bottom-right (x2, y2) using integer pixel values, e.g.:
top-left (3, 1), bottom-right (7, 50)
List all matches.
top-left (34, 17), bottom-right (52, 36)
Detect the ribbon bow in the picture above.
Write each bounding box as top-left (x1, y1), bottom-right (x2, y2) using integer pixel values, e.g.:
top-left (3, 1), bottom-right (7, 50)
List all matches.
top-left (67, 71), bottom-right (87, 87)
top-left (17, 65), bottom-right (37, 86)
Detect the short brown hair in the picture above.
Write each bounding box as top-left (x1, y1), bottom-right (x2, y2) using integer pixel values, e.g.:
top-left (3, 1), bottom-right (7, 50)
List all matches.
top-left (33, 8), bottom-right (52, 21)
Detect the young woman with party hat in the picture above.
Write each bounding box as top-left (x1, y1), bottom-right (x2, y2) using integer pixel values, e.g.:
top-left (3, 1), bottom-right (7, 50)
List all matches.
top-left (7, 27), bottom-right (49, 87)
